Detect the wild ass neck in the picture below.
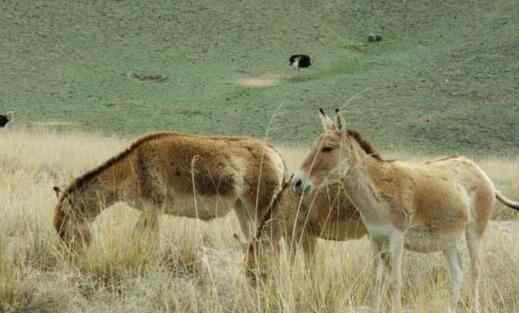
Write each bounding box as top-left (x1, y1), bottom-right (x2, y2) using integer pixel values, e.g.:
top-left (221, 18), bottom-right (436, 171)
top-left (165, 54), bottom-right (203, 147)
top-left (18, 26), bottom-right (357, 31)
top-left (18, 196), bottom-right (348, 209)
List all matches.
top-left (64, 178), bottom-right (120, 221)
top-left (341, 141), bottom-right (393, 228)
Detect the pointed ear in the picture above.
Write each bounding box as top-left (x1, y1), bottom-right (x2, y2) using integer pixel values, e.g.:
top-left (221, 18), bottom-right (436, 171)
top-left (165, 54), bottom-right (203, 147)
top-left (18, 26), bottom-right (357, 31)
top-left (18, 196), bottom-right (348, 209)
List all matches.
top-left (233, 233), bottom-right (248, 250)
top-left (335, 108), bottom-right (345, 131)
top-left (319, 108), bottom-right (336, 132)
top-left (52, 186), bottom-right (62, 198)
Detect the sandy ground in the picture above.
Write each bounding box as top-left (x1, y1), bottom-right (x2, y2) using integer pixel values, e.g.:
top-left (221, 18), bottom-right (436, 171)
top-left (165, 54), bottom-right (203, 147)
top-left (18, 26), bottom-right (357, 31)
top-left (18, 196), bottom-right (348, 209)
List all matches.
top-left (236, 73), bottom-right (288, 88)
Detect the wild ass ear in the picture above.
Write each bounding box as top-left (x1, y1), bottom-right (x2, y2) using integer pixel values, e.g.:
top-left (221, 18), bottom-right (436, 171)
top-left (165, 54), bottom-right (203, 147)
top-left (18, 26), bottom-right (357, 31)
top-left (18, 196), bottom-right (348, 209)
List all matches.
top-left (319, 108), bottom-right (336, 132)
top-left (52, 186), bottom-right (62, 198)
top-left (233, 233), bottom-right (248, 250)
top-left (335, 108), bottom-right (345, 131)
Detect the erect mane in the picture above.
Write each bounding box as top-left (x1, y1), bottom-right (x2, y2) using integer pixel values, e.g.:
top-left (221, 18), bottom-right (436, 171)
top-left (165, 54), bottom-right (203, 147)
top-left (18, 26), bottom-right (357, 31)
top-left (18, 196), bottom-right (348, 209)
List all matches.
top-left (346, 129), bottom-right (383, 161)
top-left (60, 132), bottom-right (175, 198)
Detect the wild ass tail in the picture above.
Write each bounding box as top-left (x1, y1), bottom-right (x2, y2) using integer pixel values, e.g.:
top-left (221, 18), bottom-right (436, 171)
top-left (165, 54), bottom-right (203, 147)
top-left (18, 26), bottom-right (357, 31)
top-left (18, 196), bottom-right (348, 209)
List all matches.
top-left (496, 191), bottom-right (519, 210)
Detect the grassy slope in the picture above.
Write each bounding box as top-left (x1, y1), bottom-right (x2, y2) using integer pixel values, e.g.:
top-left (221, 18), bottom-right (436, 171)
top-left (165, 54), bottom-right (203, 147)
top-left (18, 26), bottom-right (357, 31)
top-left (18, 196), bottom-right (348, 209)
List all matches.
top-left (1, 0), bottom-right (518, 154)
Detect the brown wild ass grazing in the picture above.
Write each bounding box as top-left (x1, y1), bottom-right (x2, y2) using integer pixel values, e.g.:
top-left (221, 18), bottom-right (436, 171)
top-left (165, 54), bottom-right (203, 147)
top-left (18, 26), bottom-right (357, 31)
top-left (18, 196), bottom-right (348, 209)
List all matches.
top-left (53, 132), bottom-right (287, 251)
top-left (291, 109), bottom-right (519, 313)
top-left (239, 176), bottom-right (368, 281)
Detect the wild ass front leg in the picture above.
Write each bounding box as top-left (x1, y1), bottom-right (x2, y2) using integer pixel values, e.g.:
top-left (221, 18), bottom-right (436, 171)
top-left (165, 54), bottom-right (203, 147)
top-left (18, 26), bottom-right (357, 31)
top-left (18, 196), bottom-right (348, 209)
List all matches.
top-left (301, 234), bottom-right (317, 269)
top-left (371, 240), bottom-right (389, 313)
top-left (389, 232), bottom-right (404, 313)
top-left (68, 219), bottom-right (93, 252)
top-left (133, 207), bottom-right (160, 251)
top-left (233, 200), bottom-right (255, 240)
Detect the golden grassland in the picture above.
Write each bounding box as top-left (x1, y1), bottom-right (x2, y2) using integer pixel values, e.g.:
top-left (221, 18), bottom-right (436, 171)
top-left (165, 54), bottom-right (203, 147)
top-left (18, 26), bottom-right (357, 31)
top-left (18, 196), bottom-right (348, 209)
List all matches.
top-left (1, 127), bottom-right (519, 313)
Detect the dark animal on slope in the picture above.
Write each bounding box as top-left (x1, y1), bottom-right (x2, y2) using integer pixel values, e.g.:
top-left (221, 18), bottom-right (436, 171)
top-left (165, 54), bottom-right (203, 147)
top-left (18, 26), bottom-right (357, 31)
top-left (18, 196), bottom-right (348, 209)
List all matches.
top-left (289, 54), bottom-right (312, 70)
top-left (0, 111), bottom-right (14, 128)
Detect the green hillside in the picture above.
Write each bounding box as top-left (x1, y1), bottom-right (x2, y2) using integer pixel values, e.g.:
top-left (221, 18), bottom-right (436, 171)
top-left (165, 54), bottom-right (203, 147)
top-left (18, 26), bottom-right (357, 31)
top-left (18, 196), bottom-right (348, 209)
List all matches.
top-left (1, 0), bottom-right (518, 154)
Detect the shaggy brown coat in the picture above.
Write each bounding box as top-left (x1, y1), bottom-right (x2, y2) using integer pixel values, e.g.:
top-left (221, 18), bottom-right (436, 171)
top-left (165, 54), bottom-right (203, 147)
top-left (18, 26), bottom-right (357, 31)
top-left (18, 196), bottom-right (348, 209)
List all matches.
top-left (53, 132), bottom-right (287, 250)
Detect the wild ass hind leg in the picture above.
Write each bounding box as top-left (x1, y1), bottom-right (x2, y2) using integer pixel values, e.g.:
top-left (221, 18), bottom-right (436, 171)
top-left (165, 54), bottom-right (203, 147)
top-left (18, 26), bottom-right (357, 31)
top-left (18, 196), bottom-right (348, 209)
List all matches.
top-left (132, 203), bottom-right (161, 253)
top-left (465, 225), bottom-right (483, 313)
top-left (443, 243), bottom-right (464, 313)
top-left (234, 199), bottom-right (255, 240)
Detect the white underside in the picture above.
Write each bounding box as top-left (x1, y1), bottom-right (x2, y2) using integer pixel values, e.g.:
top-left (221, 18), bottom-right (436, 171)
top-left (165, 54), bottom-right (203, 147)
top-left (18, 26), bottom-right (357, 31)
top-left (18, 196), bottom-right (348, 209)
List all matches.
top-left (367, 222), bottom-right (463, 253)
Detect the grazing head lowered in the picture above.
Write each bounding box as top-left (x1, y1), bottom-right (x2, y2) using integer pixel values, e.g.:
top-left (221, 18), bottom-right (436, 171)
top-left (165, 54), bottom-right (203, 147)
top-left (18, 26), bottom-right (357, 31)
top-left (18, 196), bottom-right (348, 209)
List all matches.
top-left (51, 132), bottom-right (288, 254)
top-left (52, 186), bottom-right (93, 251)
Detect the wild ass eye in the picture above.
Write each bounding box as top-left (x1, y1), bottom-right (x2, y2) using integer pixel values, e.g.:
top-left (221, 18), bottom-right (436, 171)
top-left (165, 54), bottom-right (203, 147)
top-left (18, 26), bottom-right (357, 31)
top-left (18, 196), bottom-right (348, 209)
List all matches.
top-left (321, 146), bottom-right (334, 153)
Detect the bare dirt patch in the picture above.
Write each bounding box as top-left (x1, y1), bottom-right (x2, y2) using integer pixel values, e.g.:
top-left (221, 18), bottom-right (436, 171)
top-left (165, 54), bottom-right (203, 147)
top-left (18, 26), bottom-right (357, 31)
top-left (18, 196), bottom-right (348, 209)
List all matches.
top-left (30, 121), bottom-right (78, 127)
top-left (236, 73), bottom-right (288, 88)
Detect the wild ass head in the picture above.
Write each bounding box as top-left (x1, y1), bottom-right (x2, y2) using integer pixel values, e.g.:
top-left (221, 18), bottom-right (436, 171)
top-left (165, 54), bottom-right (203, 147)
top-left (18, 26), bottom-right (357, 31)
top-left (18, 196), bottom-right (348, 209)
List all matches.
top-left (292, 108), bottom-right (381, 194)
top-left (52, 186), bottom-right (93, 251)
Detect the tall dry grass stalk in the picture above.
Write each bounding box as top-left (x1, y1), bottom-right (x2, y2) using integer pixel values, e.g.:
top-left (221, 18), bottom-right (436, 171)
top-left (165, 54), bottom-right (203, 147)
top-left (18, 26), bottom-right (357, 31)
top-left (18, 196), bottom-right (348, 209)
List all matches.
top-left (0, 127), bottom-right (518, 312)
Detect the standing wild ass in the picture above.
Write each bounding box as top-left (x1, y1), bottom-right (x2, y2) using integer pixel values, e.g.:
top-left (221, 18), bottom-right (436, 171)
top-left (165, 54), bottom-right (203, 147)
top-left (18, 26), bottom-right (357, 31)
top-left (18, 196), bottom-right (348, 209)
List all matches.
top-left (53, 132), bottom-right (287, 251)
top-left (291, 109), bottom-right (519, 313)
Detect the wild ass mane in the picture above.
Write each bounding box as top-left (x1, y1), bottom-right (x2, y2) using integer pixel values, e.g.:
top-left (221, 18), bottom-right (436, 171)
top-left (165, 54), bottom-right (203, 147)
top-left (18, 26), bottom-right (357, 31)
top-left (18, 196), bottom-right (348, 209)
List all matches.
top-left (346, 129), bottom-right (383, 161)
top-left (59, 132), bottom-right (174, 198)
top-left (254, 175), bottom-right (293, 239)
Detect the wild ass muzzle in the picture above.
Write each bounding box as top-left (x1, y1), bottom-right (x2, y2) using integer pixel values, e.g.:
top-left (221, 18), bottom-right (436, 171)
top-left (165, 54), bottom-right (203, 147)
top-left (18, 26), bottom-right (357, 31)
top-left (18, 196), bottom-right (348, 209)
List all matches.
top-left (292, 108), bottom-right (519, 313)
top-left (53, 132), bottom-right (287, 252)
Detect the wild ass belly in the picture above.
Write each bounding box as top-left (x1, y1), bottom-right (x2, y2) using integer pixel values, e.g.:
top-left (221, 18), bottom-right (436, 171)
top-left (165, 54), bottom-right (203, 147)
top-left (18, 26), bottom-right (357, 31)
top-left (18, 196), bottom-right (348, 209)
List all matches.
top-left (404, 225), bottom-right (463, 253)
top-left (160, 192), bottom-right (237, 220)
top-left (317, 221), bottom-right (366, 241)
top-left (367, 224), bottom-right (463, 253)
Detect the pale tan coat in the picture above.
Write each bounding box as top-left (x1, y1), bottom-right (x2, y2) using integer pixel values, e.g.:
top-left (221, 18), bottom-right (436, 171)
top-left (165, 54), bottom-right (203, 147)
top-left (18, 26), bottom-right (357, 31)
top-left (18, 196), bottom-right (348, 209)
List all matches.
top-left (292, 109), bottom-right (519, 313)
top-left (53, 132), bottom-right (287, 250)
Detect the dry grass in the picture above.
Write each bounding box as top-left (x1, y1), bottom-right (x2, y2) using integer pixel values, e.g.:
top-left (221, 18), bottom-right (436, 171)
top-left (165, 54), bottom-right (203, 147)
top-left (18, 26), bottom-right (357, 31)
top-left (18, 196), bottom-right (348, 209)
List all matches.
top-left (1, 127), bottom-right (519, 313)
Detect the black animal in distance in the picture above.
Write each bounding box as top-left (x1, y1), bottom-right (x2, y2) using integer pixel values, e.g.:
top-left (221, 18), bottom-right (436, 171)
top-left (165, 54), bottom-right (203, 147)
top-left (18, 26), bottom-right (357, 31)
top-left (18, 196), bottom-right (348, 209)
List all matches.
top-left (289, 54), bottom-right (312, 70)
top-left (0, 111), bottom-right (13, 128)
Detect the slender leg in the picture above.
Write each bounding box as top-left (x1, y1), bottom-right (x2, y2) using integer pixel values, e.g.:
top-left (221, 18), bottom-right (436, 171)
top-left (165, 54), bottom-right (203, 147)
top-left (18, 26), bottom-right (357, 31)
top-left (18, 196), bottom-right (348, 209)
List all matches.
top-left (69, 220), bottom-right (92, 252)
top-left (466, 227), bottom-right (482, 313)
top-left (443, 244), bottom-right (463, 313)
top-left (133, 206), bottom-right (160, 251)
top-left (301, 234), bottom-right (317, 270)
top-left (234, 200), bottom-right (254, 240)
top-left (390, 232), bottom-right (404, 313)
top-left (372, 240), bottom-right (389, 313)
